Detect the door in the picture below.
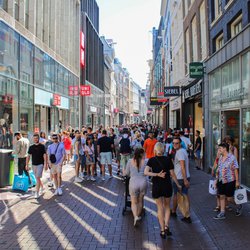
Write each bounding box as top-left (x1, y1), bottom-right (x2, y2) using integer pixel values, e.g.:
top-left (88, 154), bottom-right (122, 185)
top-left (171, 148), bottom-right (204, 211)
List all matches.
top-left (221, 110), bottom-right (240, 151)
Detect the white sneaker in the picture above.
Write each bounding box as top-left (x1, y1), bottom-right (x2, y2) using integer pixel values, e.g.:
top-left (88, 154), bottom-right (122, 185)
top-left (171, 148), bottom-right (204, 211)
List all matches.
top-left (102, 177), bottom-right (105, 181)
top-left (90, 176), bottom-right (96, 181)
top-left (86, 176), bottom-right (90, 181)
top-left (134, 216), bottom-right (140, 227)
top-left (54, 189), bottom-right (58, 196)
top-left (34, 191), bottom-right (39, 199)
top-left (74, 177), bottom-right (83, 183)
top-left (39, 188), bottom-right (45, 195)
top-left (79, 172), bottom-right (84, 178)
top-left (58, 188), bottom-right (63, 196)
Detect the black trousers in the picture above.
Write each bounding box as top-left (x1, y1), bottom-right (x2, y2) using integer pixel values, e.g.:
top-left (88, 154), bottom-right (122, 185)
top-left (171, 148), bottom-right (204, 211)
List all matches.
top-left (18, 157), bottom-right (31, 183)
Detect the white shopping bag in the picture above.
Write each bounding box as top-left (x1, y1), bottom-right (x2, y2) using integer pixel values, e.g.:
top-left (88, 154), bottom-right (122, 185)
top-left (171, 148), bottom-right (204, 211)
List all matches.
top-left (209, 180), bottom-right (217, 195)
top-left (234, 188), bottom-right (248, 205)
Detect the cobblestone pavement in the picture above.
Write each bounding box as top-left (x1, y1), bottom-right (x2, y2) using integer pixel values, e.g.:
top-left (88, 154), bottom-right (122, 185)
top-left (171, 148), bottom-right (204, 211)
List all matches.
top-left (0, 160), bottom-right (249, 250)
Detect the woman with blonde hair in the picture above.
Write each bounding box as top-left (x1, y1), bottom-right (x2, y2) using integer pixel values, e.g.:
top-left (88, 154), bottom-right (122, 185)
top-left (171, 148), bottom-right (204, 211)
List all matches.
top-left (144, 142), bottom-right (181, 239)
top-left (124, 148), bottom-right (147, 226)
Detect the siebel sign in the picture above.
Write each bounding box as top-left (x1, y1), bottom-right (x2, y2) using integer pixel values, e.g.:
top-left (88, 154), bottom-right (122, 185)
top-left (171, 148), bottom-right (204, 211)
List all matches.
top-left (164, 87), bottom-right (180, 97)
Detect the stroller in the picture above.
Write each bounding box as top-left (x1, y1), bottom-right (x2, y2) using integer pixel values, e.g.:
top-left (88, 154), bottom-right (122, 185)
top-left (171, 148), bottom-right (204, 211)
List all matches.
top-left (122, 176), bottom-right (131, 215)
top-left (122, 176), bottom-right (146, 217)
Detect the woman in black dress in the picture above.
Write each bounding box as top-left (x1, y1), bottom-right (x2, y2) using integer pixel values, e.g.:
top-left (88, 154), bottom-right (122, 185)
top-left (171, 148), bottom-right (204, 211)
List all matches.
top-left (144, 142), bottom-right (181, 239)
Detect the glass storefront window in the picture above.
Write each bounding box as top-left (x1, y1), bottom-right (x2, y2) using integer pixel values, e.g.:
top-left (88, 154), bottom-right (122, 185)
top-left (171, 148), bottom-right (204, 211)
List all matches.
top-left (242, 52), bottom-right (250, 105)
top-left (211, 112), bottom-right (220, 163)
top-left (0, 21), bottom-right (19, 79)
top-left (34, 48), bottom-right (44, 87)
top-left (20, 83), bottom-right (33, 136)
top-left (242, 108), bottom-right (250, 187)
top-left (20, 36), bottom-right (33, 83)
top-left (210, 69), bottom-right (221, 109)
top-left (0, 76), bottom-right (18, 149)
top-left (221, 58), bottom-right (241, 108)
top-left (44, 54), bottom-right (54, 91)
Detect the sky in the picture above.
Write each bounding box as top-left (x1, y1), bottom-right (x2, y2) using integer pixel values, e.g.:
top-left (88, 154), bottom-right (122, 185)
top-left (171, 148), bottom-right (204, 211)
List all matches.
top-left (96, 0), bottom-right (161, 88)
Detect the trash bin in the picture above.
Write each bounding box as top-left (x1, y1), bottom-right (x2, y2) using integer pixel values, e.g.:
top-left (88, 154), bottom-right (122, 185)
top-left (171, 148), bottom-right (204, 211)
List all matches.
top-left (0, 149), bottom-right (14, 187)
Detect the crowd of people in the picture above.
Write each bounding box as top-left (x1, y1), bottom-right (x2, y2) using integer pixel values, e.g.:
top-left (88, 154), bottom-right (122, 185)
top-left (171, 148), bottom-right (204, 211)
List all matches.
top-left (13, 122), bottom-right (243, 239)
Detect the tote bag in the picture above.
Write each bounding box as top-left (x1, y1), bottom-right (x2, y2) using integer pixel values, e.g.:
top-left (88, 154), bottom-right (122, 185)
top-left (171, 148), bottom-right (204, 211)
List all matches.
top-left (209, 179), bottom-right (217, 195)
top-left (12, 174), bottom-right (29, 192)
top-left (177, 192), bottom-right (190, 218)
top-left (234, 188), bottom-right (248, 205)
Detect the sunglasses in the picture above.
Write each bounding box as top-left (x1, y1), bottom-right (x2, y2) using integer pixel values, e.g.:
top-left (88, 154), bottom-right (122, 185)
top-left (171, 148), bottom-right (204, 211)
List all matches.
top-left (52, 137), bottom-right (58, 140)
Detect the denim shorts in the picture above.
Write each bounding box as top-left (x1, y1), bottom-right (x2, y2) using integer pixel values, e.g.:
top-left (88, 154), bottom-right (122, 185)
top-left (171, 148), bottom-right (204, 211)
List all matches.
top-left (195, 150), bottom-right (201, 159)
top-left (173, 178), bottom-right (190, 195)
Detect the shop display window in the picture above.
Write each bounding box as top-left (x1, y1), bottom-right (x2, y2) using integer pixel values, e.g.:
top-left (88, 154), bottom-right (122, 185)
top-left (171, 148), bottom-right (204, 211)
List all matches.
top-left (242, 52), bottom-right (250, 105)
top-left (20, 36), bottom-right (33, 83)
top-left (0, 21), bottom-right (19, 79)
top-left (0, 76), bottom-right (18, 149)
top-left (20, 83), bottom-right (33, 137)
top-left (210, 69), bottom-right (221, 109)
top-left (242, 109), bottom-right (250, 187)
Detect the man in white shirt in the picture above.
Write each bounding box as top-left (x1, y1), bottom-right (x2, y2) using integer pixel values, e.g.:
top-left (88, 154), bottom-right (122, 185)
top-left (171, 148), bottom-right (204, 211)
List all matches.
top-left (171, 136), bottom-right (192, 224)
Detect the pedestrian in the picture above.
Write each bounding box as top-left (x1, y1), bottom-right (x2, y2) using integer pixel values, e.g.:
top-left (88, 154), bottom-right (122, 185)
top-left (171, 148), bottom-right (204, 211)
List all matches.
top-left (213, 142), bottom-right (242, 219)
top-left (171, 137), bottom-right (192, 224)
top-left (48, 134), bottom-right (66, 195)
top-left (97, 129), bottom-right (114, 180)
top-left (84, 137), bottom-right (96, 181)
top-left (179, 131), bottom-right (192, 153)
top-left (143, 131), bottom-right (157, 163)
top-left (194, 130), bottom-right (202, 170)
top-left (114, 132), bottom-right (122, 175)
top-left (223, 135), bottom-right (238, 161)
top-left (87, 127), bottom-right (94, 140)
top-left (119, 130), bottom-right (132, 175)
top-left (131, 131), bottom-right (144, 152)
top-left (14, 131), bottom-right (31, 183)
top-left (124, 148), bottom-right (147, 226)
top-left (26, 133), bottom-right (47, 199)
top-left (62, 131), bottom-right (72, 164)
top-left (39, 131), bottom-right (47, 144)
top-left (144, 142), bottom-right (181, 238)
top-left (109, 128), bottom-right (117, 159)
top-left (74, 130), bottom-right (84, 183)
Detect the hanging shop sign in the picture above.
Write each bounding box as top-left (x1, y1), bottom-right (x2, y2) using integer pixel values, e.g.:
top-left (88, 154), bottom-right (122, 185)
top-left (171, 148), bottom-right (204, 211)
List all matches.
top-left (52, 94), bottom-right (61, 106)
top-left (189, 62), bottom-right (204, 78)
top-left (68, 86), bottom-right (79, 96)
top-left (150, 97), bottom-right (168, 105)
top-left (80, 31), bottom-right (85, 68)
top-left (184, 80), bottom-right (202, 101)
top-left (80, 85), bottom-right (91, 96)
top-left (164, 87), bottom-right (180, 97)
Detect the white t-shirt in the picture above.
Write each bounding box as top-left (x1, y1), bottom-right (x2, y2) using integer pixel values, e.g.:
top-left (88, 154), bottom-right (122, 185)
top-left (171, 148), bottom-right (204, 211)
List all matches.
top-left (174, 148), bottom-right (190, 180)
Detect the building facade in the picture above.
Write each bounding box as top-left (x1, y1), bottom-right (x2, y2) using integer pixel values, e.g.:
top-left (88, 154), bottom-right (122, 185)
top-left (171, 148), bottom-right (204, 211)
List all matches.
top-left (0, 0), bottom-right (80, 148)
top-left (80, 0), bottom-right (104, 129)
top-left (205, 0), bottom-right (250, 189)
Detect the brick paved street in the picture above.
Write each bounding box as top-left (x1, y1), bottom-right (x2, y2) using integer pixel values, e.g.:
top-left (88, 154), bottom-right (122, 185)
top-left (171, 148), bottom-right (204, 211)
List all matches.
top-left (0, 161), bottom-right (250, 250)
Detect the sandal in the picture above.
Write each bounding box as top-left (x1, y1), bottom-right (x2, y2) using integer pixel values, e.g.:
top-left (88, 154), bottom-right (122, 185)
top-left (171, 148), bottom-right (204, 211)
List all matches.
top-left (165, 226), bottom-right (172, 236)
top-left (160, 230), bottom-right (166, 239)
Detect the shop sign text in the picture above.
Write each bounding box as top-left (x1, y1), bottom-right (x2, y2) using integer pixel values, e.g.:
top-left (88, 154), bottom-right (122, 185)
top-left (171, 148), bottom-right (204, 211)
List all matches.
top-left (53, 94), bottom-right (61, 106)
top-left (80, 85), bottom-right (91, 96)
top-left (164, 87), bottom-right (180, 97)
top-left (184, 81), bottom-right (202, 100)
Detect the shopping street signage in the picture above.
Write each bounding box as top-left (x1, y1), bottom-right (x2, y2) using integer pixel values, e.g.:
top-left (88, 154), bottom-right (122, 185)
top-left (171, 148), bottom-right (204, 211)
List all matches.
top-left (53, 94), bottom-right (61, 106)
top-left (80, 31), bottom-right (85, 68)
top-left (189, 62), bottom-right (204, 78)
top-left (68, 86), bottom-right (79, 96)
top-left (184, 81), bottom-right (202, 101)
top-left (80, 85), bottom-right (91, 96)
top-left (164, 86), bottom-right (180, 97)
top-left (150, 97), bottom-right (168, 105)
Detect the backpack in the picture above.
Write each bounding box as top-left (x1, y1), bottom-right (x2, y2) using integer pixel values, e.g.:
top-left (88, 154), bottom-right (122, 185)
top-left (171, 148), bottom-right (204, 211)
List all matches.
top-left (120, 138), bottom-right (131, 154)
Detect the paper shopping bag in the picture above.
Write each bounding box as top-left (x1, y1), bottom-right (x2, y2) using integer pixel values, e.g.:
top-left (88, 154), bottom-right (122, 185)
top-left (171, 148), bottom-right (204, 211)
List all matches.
top-left (234, 188), bottom-right (248, 205)
top-left (177, 192), bottom-right (190, 218)
top-left (209, 179), bottom-right (217, 195)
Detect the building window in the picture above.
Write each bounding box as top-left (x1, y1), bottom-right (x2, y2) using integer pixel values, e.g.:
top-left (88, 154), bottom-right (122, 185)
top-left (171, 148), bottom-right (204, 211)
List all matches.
top-left (215, 32), bottom-right (224, 51)
top-left (230, 14), bottom-right (242, 38)
top-left (0, 0), bottom-right (8, 11)
top-left (14, 0), bottom-right (19, 21)
top-left (25, 0), bottom-right (29, 29)
top-left (212, 0), bottom-right (222, 21)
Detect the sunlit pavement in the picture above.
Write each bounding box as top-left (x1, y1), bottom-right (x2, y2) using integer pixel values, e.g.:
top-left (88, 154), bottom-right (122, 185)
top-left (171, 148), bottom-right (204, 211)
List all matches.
top-left (0, 160), bottom-right (250, 250)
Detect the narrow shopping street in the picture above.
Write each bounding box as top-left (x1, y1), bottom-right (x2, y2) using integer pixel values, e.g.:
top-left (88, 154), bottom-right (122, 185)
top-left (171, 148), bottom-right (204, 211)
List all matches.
top-left (0, 161), bottom-right (249, 250)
